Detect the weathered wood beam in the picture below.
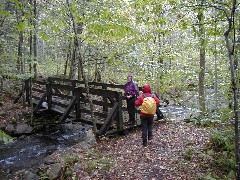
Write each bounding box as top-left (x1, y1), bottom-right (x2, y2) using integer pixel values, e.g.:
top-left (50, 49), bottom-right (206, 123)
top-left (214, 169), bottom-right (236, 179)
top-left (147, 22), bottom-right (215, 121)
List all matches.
top-left (97, 102), bottom-right (119, 136)
top-left (59, 96), bottom-right (76, 122)
top-left (33, 83), bottom-right (52, 113)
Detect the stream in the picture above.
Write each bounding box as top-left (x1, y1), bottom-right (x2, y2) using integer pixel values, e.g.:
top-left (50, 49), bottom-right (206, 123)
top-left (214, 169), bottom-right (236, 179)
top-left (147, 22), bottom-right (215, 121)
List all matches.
top-left (0, 121), bottom-right (92, 179)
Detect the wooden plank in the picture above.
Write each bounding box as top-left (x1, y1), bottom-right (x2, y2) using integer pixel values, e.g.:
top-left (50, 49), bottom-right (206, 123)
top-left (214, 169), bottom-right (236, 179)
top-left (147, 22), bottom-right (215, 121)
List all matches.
top-left (80, 109), bottom-right (108, 118)
top-left (89, 88), bottom-right (119, 97)
top-left (52, 87), bottom-right (63, 94)
top-left (34, 80), bottom-right (47, 85)
top-left (105, 129), bottom-right (123, 135)
top-left (107, 96), bottom-right (115, 104)
top-left (91, 100), bottom-right (113, 108)
top-left (33, 82), bottom-right (52, 112)
top-left (72, 118), bottom-right (104, 127)
top-left (32, 95), bottom-right (41, 100)
top-left (52, 84), bottom-right (76, 91)
top-left (59, 96), bottom-right (76, 122)
top-left (31, 98), bottom-right (39, 105)
top-left (77, 87), bottom-right (119, 98)
top-left (33, 91), bottom-right (49, 113)
top-left (73, 80), bottom-right (125, 89)
top-left (81, 97), bottom-right (113, 106)
top-left (32, 87), bottom-right (45, 93)
top-left (51, 101), bottom-right (69, 108)
top-left (87, 82), bottom-right (124, 89)
top-left (97, 102), bottom-right (119, 136)
top-left (52, 93), bottom-right (72, 99)
top-left (51, 107), bottom-right (64, 114)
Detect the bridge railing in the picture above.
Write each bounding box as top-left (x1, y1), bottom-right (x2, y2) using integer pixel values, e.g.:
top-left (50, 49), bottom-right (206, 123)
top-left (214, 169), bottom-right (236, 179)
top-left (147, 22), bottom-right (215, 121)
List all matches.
top-left (16, 77), bottom-right (128, 135)
top-left (15, 77), bottom-right (163, 135)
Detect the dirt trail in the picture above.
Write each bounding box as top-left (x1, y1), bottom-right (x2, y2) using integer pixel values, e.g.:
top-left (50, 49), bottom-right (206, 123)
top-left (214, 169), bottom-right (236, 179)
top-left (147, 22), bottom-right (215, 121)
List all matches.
top-left (88, 121), bottom-right (210, 179)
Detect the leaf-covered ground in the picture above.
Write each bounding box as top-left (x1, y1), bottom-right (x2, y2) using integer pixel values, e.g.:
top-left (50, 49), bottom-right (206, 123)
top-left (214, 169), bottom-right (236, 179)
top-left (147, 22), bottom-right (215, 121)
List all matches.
top-left (67, 121), bottom-right (212, 180)
top-left (0, 94), bottom-right (222, 179)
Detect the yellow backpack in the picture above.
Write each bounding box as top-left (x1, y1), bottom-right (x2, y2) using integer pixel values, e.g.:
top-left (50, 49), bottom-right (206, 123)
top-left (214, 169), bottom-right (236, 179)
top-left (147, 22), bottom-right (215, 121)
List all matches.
top-left (141, 94), bottom-right (156, 115)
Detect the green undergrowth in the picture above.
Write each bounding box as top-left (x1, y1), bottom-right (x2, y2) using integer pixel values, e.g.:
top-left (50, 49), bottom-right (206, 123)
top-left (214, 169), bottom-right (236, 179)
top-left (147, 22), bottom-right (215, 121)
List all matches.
top-left (199, 126), bottom-right (235, 179)
top-left (190, 107), bottom-right (233, 127)
top-left (60, 150), bottom-right (114, 179)
top-left (84, 150), bottom-right (114, 174)
top-left (185, 108), bottom-right (236, 179)
top-left (0, 130), bottom-right (13, 144)
top-left (188, 125), bottom-right (235, 179)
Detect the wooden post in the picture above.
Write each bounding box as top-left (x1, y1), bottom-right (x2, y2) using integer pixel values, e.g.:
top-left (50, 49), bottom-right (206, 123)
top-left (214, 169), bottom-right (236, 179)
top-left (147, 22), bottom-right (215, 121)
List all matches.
top-left (75, 87), bottom-right (81, 119)
top-left (71, 80), bottom-right (76, 96)
top-left (116, 91), bottom-right (123, 131)
top-left (102, 85), bottom-right (108, 114)
top-left (156, 107), bottom-right (162, 119)
top-left (25, 78), bottom-right (30, 103)
top-left (46, 81), bottom-right (52, 110)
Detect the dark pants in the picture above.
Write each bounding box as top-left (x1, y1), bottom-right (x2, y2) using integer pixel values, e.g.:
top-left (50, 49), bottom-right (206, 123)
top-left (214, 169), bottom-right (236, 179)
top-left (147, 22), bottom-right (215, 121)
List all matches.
top-left (126, 97), bottom-right (136, 123)
top-left (140, 115), bottom-right (154, 140)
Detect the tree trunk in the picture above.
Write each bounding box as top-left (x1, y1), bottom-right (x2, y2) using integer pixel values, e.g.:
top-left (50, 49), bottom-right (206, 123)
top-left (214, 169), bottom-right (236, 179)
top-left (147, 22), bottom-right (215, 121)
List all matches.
top-left (157, 33), bottom-right (164, 95)
top-left (78, 53), bottom-right (83, 80)
top-left (69, 38), bottom-right (77, 79)
top-left (214, 13), bottom-right (218, 109)
top-left (16, 6), bottom-right (25, 106)
top-left (16, 6), bottom-right (24, 74)
top-left (64, 38), bottom-right (72, 78)
top-left (29, 24), bottom-right (32, 74)
top-left (197, 3), bottom-right (206, 113)
top-left (17, 30), bottom-right (23, 73)
top-left (224, 0), bottom-right (239, 177)
top-left (66, 0), bottom-right (97, 134)
top-left (94, 63), bottom-right (101, 82)
top-left (33, 0), bottom-right (37, 79)
top-left (29, 0), bottom-right (33, 75)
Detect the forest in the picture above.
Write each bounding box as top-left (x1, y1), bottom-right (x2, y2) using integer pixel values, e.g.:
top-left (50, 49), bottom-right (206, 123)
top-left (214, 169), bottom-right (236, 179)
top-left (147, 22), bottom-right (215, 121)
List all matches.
top-left (0, 0), bottom-right (239, 179)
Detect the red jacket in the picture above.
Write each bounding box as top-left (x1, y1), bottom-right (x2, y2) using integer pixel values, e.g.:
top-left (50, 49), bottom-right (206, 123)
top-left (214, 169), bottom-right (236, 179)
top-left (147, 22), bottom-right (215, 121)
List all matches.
top-left (135, 84), bottom-right (160, 117)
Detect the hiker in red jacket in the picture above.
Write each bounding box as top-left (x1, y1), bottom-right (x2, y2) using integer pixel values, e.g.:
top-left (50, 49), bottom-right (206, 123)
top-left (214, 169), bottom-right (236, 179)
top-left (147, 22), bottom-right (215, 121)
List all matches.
top-left (135, 84), bottom-right (160, 147)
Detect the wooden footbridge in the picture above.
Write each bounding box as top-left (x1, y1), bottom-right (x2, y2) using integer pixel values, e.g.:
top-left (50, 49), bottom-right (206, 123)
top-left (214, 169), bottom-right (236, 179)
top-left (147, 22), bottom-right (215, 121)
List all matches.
top-left (15, 77), bottom-right (163, 136)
